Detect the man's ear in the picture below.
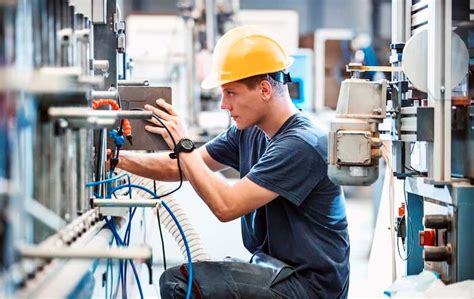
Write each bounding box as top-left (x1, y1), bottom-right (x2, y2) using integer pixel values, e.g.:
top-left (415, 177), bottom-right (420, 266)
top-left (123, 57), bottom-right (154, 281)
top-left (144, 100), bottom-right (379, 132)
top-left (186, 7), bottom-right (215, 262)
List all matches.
top-left (259, 80), bottom-right (272, 102)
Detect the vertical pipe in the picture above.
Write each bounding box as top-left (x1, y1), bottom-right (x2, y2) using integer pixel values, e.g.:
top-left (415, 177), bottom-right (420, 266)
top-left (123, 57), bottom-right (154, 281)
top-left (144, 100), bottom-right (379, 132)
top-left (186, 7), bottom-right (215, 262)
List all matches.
top-left (428, 0), bottom-right (451, 182)
top-left (95, 129), bottom-right (107, 197)
top-left (443, 0), bottom-right (451, 181)
top-left (68, 3), bottom-right (76, 67)
top-left (76, 129), bottom-right (87, 214)
top-left (205, 0), bottom-right (216, 50)
top-left (85, 16), bottom-right (92, 76)
top-left (391, 0), bottom-right (410, 45)
top-left (184, 16), bottom-right (198, 126)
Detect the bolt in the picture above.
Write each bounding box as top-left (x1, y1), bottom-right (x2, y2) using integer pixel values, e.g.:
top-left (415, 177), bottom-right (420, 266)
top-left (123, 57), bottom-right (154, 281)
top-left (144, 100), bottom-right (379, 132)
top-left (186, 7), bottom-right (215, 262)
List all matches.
top-left (440, 86), bottom-right (445, 93)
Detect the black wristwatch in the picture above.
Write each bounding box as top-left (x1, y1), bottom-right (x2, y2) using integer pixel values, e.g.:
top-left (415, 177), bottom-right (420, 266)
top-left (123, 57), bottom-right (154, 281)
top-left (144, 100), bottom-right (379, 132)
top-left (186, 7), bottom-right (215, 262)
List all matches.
top-left (169, 138), bottom-right (195, 159)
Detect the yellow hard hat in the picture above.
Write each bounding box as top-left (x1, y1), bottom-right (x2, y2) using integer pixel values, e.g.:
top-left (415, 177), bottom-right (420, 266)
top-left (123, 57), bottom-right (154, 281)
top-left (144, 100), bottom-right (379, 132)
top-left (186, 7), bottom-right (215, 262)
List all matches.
top-left (201, 25), bottom-right (294, 89)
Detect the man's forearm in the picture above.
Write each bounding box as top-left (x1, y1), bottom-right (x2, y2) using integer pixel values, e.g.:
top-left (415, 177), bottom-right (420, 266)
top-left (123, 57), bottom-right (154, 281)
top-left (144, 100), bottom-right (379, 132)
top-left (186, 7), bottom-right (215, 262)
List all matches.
top-left (178, 151), bottom-right (236, 222)
top-left (118, 151), bottom-right (182, 181)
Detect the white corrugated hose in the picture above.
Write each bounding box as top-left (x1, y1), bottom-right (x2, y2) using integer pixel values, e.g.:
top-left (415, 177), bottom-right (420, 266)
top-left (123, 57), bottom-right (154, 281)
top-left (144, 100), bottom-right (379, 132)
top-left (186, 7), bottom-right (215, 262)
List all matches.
top-left (128, 174), bottom-right (210, 262)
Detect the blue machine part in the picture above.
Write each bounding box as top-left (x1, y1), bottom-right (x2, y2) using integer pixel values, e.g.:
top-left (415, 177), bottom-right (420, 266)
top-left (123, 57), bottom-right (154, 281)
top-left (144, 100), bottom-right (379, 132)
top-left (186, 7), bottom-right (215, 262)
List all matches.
top-left (109, 129), bottom-right (125, 146)
top-left (406, 191), bottom-right (424, 275)
top-left (289, 49), bottom-right (313, 111)
top-left (454, 185), bottom-right (474, 281)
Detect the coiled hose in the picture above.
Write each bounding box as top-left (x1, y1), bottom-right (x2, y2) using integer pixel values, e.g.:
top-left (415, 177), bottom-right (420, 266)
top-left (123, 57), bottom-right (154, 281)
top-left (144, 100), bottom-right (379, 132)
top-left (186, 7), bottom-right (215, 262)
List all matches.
top-left (127, 174), bottom-right (210, 262)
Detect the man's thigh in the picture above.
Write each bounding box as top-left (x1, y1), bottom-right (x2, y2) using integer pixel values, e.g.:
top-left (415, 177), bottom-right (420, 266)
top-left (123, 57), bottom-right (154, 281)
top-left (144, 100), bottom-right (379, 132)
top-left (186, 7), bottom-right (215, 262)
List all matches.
top-left (159, 261), bottom-right (298, 299)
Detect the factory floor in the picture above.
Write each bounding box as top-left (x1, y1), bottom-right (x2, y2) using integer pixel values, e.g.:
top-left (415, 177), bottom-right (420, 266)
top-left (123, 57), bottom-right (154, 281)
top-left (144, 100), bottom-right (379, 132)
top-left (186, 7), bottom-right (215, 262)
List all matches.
top-left (102, 177), bottom-right (377, 298)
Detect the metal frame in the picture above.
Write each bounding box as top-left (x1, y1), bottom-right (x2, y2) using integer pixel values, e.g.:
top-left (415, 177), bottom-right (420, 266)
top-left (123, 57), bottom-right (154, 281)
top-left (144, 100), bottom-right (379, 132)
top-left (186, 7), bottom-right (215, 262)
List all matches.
top-left (427, 0), bottom-right (452, 183)
top-left (389, 0), bottom-right (473, 283)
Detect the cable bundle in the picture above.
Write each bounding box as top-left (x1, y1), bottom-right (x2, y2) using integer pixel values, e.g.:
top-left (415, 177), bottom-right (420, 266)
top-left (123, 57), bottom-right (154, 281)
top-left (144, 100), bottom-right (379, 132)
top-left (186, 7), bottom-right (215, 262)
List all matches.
top-left (129, 174), bottom-right (210, 262)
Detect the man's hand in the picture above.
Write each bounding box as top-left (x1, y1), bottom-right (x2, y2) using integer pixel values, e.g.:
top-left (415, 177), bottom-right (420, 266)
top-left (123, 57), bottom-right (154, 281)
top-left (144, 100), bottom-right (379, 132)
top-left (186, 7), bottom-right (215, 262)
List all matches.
top-left (144, 99), bottom-right (188, 150)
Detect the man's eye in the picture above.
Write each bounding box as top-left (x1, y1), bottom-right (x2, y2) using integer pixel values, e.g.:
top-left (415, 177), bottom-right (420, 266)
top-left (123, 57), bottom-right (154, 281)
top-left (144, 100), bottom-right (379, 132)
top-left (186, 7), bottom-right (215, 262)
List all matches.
top-left (227, 92), bottom-right (234, 96)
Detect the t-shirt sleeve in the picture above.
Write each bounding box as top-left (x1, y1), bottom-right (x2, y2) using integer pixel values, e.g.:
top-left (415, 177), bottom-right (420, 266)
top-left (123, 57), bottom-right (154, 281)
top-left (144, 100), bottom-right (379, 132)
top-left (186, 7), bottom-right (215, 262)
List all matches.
top-left (205, 126), bottom-right (240, 170)
top-left (246, 136), bottom-right (327, 206)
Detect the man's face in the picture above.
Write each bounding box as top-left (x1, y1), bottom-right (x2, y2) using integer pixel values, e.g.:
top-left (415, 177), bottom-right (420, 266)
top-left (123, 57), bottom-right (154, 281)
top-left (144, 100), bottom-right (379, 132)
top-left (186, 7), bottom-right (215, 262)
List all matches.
top-left (219, 81), bottom-right (264, 130)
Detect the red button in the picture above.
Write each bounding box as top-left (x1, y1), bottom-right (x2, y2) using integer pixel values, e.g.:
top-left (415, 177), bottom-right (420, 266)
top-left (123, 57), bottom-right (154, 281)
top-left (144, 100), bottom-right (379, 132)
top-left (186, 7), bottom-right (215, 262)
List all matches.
top-left (419, 230), bottom-right (435, 246)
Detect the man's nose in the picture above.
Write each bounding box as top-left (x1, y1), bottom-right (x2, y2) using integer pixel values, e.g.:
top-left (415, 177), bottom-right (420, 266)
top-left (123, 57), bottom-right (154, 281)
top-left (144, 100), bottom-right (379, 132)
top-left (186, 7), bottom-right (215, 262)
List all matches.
top-left (220, 95), bottom-right (230, 110)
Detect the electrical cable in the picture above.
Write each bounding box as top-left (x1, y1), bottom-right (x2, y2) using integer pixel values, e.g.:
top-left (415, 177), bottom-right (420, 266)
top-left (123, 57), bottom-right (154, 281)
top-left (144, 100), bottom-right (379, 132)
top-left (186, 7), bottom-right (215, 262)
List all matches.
top-left (85, 172), bottom-right (130, 187)
top-left (123, 207), bottom-right (137, 294)
top-left (106, 218), bottom-right (144, 299)
top-left (103, 106), bottom-right (190, 297)
top-left (129, 175), bottom-right (209, 261)
top-left (119, 186), bottom-right (136, 299)
top-left (110, 258), bottom-right (114, 299)
top-left (111, 183), bottom-right (193, 299)
top-left (105, 259), bottom-right (109, 299)
top-left (128, 108), bottom-right (184, 198)
top-left (110, 183), bottom-right (167, 196)
top-left (109, 217), bottom-right (126, 299)
top-left (122, 185), bottom-right (134, 298)
top-left (160, 199), bottom-right (193, 299)
top-left (154, 180), bottom-right (167, 270)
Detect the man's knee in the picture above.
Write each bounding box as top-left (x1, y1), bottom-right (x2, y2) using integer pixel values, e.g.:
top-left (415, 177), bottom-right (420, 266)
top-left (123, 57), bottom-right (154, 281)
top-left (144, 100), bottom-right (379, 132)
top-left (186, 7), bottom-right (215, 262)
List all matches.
top-left (159, 266), bottom-right (187, 299)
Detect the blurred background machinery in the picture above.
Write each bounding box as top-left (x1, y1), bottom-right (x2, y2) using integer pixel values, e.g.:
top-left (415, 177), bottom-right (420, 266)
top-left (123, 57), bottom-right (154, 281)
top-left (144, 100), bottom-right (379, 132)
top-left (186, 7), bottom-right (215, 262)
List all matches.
top-left (0, 1), bottom-right (209, 298)
top-left (328, 0), bottom-right (474, 289)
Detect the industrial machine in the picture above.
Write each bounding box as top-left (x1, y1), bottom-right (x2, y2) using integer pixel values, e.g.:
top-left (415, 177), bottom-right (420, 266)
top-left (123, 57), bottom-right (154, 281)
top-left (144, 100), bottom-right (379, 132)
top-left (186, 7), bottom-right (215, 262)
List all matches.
top-left (328, 0), bottom-right (474, 285)
top-left (0, 0), bottom-right (208, 298)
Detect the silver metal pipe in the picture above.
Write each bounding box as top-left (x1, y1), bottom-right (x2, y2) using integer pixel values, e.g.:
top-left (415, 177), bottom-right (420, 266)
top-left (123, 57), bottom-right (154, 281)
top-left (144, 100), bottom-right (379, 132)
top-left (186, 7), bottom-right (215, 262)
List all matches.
top-left (183, 16), bottom-right (199, 126)
top-left (20, 245), bottom-right (152, 260)
top-left (118, 79), bottom-right (149, 86)
top-left (76, 129), bottom-right (88, 214)
top-left (428, 0), bottom-right (452, 182)
top-left (90, 89), bottom-right (118, 100)
top-left (97, 128), bottom-right (107, 197)
top-left (20, 227), bottom-right (111, 298)
top-left (93, 198), bottom-right (161, 208)
top-left (205, 0), bottom-right (216, 50)
top-left (48, 107), bottom-right (152, 119)
top-left (391, 0), bottom-right (411, 45)
top-left (92, 59), bottom-right (109, 72)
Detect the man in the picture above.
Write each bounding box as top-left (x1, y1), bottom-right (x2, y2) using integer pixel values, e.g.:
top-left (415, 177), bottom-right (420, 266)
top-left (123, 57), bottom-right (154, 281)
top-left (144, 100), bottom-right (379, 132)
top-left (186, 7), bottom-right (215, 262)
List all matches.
top-left (118, 26), bottom-right (349, 298)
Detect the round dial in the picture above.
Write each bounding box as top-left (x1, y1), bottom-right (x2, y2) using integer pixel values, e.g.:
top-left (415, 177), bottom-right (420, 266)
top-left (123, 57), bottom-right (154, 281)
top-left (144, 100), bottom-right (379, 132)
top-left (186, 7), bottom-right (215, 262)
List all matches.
top-left (181, 138), bottom-right (194, 151)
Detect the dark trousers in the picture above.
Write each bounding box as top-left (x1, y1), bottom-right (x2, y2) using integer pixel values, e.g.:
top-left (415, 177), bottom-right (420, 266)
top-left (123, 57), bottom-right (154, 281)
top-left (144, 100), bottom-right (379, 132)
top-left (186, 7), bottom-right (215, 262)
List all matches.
top-left (159, 257), bottom-right (308, 298)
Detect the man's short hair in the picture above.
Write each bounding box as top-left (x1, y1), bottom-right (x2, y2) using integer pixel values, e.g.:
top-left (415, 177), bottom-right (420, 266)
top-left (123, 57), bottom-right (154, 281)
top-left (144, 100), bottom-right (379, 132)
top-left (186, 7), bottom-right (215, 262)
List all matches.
top-left (237, 73), bottom-right (288, 97)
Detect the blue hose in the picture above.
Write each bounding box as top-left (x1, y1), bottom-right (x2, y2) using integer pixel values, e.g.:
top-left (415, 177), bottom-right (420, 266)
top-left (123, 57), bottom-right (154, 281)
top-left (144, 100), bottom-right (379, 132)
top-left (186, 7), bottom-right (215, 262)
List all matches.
top-left (111, 183), bottom-right (193, 299)
top-left (106, 219), bottom-right (144, 299)
top-left (85, 173), bottom-right (130, 187)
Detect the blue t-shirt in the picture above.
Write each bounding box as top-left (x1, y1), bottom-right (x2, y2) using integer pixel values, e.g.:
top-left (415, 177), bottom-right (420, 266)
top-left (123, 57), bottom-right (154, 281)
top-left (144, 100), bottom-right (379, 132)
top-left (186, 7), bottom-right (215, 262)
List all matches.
top-left (206, 113), bottom-right (350, 298)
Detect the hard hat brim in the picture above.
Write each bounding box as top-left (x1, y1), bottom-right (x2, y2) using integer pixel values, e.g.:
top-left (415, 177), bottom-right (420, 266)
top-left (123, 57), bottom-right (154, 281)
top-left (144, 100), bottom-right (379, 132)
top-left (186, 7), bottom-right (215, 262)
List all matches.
top-left (201, 57), bottom-right (295, 90)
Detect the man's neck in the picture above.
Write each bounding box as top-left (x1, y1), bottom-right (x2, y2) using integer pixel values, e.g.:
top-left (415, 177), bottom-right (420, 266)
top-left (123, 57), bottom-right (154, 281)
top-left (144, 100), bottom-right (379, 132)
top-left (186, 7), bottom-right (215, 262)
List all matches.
top-left (257, 97), bottom-right (299, 138)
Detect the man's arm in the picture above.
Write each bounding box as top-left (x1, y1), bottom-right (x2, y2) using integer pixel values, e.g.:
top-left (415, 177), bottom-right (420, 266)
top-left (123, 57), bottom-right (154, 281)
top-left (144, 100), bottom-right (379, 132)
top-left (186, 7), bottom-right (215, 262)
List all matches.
top-left (140, 99), bottom-right (278, 221)
top-left (178, 149), bottom-right (278, 222)
top-left (118, 146), bottom-right (228, 181)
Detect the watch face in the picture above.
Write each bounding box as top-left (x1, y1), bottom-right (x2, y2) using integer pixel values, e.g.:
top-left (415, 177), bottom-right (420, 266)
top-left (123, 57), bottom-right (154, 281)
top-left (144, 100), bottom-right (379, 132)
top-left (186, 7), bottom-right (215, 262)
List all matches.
top-left (181, 138), bottom-right (194, 150)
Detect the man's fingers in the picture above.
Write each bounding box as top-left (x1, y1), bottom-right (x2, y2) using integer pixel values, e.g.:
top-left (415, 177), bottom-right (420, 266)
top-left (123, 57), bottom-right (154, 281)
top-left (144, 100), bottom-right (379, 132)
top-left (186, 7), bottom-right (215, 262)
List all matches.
top-left (145, 125), bottom-right (168, 138)
top-left (155, 98), bottom-right (176, 116)
top-left (146, 117), bottom-right (164, 127)
top-left (144, 104), bottom-right (172, 121)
